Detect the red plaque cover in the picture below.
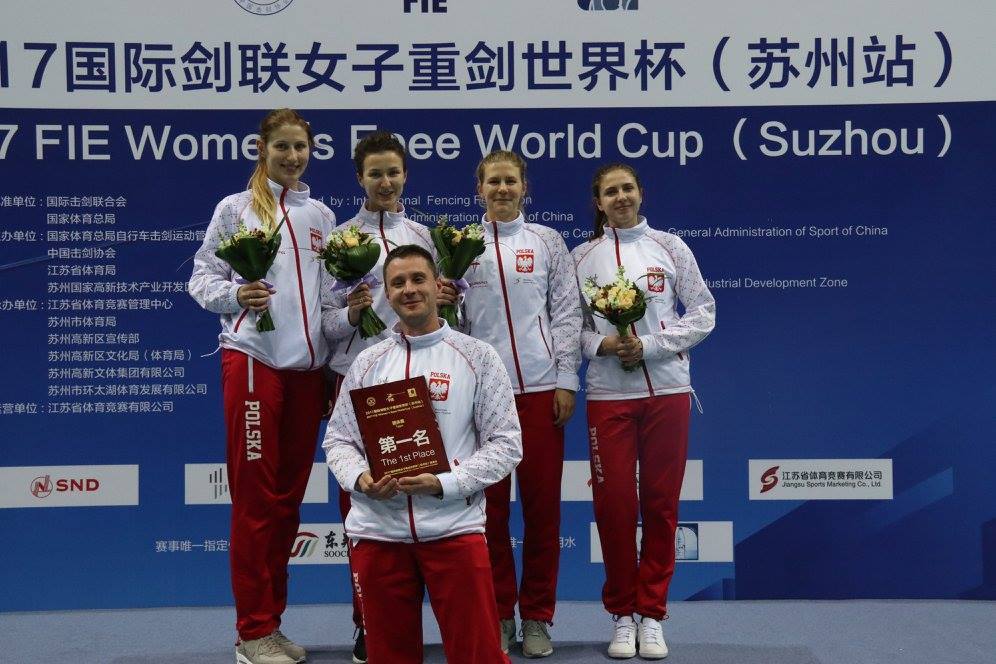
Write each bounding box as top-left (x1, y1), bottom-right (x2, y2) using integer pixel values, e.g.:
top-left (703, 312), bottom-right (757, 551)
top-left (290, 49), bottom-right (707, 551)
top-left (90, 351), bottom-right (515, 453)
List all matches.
top-left (349, 376), bottom-right (451, 482)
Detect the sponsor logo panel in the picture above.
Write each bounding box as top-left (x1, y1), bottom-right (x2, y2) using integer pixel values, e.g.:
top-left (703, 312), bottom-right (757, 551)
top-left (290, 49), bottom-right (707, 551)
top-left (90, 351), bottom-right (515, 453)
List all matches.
top-left (560, 459), bottom-right (704, 501)
top-left (748, 459), bottom-right (893, 500)
top-left (0, 465), bottom-right (139, 508)
top-left (184, 463), bottom-right (328, 504)
top-left (288, 522), bottom-right (350, 565)
top-left (590, 520), bottom-right (733, 563)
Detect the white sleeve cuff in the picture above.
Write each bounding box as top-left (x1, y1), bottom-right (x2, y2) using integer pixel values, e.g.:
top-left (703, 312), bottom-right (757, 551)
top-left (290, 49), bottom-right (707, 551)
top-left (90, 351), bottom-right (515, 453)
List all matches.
top-left (639, 334), bottom-right (666, 361)
top-left (556, 372), bottom-right (580, 392)
top-left (436, 471), bottom-right (463, 501)
top-left (583, 334), bottom-right (606, 360)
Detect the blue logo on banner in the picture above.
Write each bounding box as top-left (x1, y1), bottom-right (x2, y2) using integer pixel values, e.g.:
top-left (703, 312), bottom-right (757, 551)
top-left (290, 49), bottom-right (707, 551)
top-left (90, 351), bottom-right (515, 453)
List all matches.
top-left (578, 0), bottom-right (639, 9)
top-left (234, 0), bottom-right (294, 15)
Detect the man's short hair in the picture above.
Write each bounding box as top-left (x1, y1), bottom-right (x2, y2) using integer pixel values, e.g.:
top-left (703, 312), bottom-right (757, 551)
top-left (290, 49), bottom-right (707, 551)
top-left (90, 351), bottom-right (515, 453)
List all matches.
top-left (383, 244), bottom-right (438, 280)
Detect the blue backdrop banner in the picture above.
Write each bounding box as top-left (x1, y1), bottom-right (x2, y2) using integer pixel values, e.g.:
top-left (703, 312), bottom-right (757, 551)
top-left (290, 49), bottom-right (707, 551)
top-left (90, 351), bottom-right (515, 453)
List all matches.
top-left (1, 1), bottom-right (994, 610)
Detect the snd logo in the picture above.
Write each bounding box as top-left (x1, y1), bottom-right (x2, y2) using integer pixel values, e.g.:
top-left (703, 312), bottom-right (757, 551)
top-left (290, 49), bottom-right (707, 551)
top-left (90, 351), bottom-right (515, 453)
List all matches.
top-left (578, 0), bottom-right (639, 9)
top-left (30, 475), bottom-right (53, 498)
top-left (760, 465), bottom-right (780, 493)
top-left (234, 0), bottom-right (294, 16)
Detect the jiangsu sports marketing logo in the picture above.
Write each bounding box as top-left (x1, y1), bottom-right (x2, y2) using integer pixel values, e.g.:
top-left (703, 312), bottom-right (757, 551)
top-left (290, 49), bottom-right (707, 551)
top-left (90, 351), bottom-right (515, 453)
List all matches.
top-left (235, 0), bottom-right (294, 15)
top-left (749, 459), bottom-right (894, 500)
top-left (578, 0), bottom-right (639, 10)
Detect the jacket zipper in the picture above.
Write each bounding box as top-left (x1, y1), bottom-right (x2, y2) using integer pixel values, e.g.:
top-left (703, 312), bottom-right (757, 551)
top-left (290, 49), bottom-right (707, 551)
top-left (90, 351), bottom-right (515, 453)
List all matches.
top-left (280, 188), bottom-right (316, 369)
top-left (612, 228), bottom-right (655, 396)
top-left (403, 337), bottom-right (420, 543)
top-left (492, 222), bottom-right (526, 392)
top-left (378, 211), bottom-right (391, 253)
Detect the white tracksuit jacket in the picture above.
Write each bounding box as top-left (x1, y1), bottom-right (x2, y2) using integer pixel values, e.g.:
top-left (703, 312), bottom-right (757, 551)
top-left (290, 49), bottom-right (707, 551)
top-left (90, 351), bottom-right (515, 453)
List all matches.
top-left (462, 214), bottom-right (582, 394)
top-left (323, 321), bottom-right (523, 543)
top-left (189, 180), bottom-right (335, 371)
top-left (323, 205), bottom-right (434, 377)
top-left (572, 218), bottom-right (716, 400)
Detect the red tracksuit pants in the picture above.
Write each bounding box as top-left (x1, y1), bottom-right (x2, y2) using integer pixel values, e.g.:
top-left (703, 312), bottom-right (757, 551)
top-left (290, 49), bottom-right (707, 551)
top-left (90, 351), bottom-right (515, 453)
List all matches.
top-left (350, 534), bottom-right (509, 664)
top-left (587, 392), bottom-right (690, 620)
top-left (222, 349), bottom-right (324, 640)
top-left (484, 390), bottom-right (564, 623)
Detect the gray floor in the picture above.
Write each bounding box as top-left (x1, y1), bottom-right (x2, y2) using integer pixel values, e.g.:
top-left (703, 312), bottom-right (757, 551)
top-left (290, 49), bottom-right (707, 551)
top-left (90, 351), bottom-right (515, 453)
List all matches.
top-left (3, 600), bottom-right (994, 664)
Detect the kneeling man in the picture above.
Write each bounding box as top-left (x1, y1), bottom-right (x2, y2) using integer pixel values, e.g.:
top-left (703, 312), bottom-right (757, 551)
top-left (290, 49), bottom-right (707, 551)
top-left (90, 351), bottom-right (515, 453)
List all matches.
top-left (324, 244), bottom-right (522, 664)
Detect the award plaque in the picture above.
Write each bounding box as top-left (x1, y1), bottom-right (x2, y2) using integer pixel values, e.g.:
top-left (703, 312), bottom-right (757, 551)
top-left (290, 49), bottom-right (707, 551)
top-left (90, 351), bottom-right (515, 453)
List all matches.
top-left (349, 376), bottom-right (451, 482)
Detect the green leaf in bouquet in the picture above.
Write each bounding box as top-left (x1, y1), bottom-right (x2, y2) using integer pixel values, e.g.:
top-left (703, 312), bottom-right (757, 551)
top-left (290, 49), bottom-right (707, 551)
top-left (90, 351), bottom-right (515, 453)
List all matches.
top-left (448, 237), bottom-right (486, 278)
top-left (430, 225), bottom-right (454, 262)
top-left (343, 242), bottom-right (381, 275)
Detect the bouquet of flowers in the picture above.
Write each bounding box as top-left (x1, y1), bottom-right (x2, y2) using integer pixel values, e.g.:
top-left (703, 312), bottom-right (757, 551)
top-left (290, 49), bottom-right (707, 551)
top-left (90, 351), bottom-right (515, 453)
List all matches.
top-left (317, 225), bottom-right (386, 338)
top-left (430, 217), bottom-right (486, 328)
top-left (582, 266), bottom-right (648, 372)
top-left (215, 218), bottom-right (285, 332)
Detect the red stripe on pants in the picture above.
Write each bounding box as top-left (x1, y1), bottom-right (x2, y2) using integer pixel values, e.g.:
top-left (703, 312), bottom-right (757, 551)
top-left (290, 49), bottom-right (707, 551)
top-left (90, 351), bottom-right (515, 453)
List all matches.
top-left (485, 390), bottom-right (564, 622)
top-left (350, 534), bottom-right (509, 664)
top-left (331, 370), bottom-right (365, 629)
top-left (222, 349), bottom-right (324, 640)
top-left (587, 392), bottom-right (690, 620)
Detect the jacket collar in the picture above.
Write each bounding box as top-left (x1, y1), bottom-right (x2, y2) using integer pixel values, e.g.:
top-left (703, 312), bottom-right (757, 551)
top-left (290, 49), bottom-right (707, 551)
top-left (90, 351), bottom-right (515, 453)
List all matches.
top-left (482, 212), bottom-right (525, 238)
top-left (267, 178), bottom-right (310, 207)
top-left (391, 319), bottom-right (451, 349)
top-left (355, 204), bottom-right (408, 230)
top-left (606, 217), bottom-right (648, 243)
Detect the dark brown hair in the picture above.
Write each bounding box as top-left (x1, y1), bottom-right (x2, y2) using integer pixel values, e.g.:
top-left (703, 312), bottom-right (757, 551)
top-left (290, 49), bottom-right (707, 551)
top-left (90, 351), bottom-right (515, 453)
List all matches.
top-left (353, 130), bottom-right (407, 175)
top-left (590, 162), bottom-right (643, 239)
top-left (383, 244), bottom-right (438, 280)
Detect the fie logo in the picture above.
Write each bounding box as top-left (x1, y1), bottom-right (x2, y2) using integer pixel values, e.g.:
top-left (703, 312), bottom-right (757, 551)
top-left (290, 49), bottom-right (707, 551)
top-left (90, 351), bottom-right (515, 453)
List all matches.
top-left (234, 0), bottom-right (294, 16)
top-left (578, 0), bottom-right (638, 10)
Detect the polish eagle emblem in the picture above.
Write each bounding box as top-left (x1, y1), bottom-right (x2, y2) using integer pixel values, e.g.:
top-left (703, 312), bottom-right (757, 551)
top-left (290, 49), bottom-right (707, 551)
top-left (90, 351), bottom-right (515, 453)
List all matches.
top-left (515, 249), bottom-right (534, 273)
top-left (428, 377), bottom-right (450, 401)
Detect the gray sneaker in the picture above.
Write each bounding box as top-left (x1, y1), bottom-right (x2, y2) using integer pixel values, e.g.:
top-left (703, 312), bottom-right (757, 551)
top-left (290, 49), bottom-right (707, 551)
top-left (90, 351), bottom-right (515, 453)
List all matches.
top-left (272, 629), bottom-right (306, 662)
top-left (521, 619), bottom-right (554, 658)
top-left (500, 618), bottom-right (517, 654)
top-left (236, 633), bottom-right (296, 664)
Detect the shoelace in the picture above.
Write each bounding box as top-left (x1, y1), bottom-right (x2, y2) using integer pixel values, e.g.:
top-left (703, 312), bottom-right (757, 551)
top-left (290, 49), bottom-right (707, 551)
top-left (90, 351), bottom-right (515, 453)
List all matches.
top-left (255, 634), bottom-right (285, 655)
top-left (641, 620), bottom-right (664, 645)
top-left (613, 621), bottom-right (637, 643)
top-left (521, 621), bottom-right (550, 639)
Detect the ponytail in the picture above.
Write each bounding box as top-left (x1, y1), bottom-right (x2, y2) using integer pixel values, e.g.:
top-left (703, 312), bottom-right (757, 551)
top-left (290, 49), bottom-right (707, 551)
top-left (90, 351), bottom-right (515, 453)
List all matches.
top-left (248, 108), bottom-right (315, 231)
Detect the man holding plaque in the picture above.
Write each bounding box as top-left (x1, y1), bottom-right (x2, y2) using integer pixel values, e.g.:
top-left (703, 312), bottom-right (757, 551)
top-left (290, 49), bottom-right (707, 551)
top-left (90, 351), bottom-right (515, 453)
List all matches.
top-left (323, 244), bottom-right (522, 664)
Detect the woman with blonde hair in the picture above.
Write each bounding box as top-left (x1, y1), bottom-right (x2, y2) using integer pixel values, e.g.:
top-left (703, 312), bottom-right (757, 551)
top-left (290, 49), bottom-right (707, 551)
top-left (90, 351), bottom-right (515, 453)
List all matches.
top-left (190, 108), bottom-right (336, 664)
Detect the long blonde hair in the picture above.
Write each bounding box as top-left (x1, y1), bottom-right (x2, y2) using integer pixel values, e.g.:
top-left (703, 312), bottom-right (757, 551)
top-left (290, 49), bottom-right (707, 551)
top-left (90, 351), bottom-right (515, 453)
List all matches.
top-left (248, 108), bottom-right (314, 229)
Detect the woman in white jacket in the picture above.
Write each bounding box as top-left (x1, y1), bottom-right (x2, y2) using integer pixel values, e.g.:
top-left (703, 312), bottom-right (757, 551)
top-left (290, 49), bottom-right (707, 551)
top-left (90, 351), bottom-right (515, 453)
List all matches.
top-left (572, 163), bottom-right (715, 660)
top-left (462, 150), bottom-right (582, 657)
top-left (189, 108), bottom-right (335, 664)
